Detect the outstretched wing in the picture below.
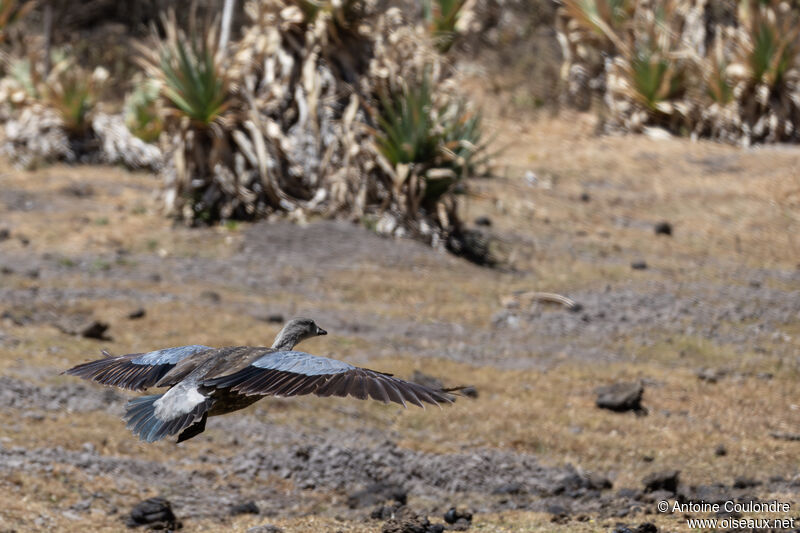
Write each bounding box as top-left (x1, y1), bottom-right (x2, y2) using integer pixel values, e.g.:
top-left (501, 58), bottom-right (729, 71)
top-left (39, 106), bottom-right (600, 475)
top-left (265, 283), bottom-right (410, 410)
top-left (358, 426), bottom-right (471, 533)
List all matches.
top-left (203, 350), bottom-right (454, 408)
top-left (64, 345), bottom-right (213, 392)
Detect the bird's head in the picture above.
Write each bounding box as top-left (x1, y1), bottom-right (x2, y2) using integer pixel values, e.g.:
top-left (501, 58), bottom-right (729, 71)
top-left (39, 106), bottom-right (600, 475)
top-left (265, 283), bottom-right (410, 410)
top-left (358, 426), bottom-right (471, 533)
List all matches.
top-left (271, 317), bottom-right (327, 351)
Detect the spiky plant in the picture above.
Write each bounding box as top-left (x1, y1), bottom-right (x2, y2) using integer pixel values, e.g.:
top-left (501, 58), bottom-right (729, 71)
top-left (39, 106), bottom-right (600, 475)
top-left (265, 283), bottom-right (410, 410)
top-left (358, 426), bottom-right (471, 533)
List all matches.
top-left (625, 44), bottom-right (684, 110)
top-left (0, 0), bottom-right (34, 43)
top-left (561, 0), bottom-right (633, 53)
top-left (738, 0), bottom-right (800, 89)
top-left (373, 73), bottom-right (486, 211)
top-left (44, 63), bottom-right (105, 135)
top-left (124, 78), bottom-right (163, 143)
top-left (705, 37), bottom-right (734, 105)
top-left (145, 15), bottom-right (229, 126)
top-left (422, 0), bottom-right (468, 53)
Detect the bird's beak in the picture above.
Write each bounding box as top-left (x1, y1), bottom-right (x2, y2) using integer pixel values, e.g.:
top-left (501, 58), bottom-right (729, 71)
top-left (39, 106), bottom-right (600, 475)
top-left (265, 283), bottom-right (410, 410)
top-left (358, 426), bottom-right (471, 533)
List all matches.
top-left (317, 327), bottom-right (327, 336)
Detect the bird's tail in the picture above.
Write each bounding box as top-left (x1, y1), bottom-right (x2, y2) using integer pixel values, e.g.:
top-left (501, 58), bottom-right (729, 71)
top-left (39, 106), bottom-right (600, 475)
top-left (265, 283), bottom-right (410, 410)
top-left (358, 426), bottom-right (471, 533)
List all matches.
top-left (124, 393), bottom-right (210, 443)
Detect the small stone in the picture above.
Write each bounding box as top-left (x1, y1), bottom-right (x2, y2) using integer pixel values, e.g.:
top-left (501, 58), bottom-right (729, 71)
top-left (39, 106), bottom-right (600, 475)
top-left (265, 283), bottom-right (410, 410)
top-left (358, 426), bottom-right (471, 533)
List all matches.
top-left (80, 320), bottom-right (110, 340)
top-left (127, 308), bottom-right (146, 320)
top-left (696, 368), bottom-right (726, 383)
top-left (229, 501), bottom-right (259, 515)
top-left (260, 314), bottom-right (285, 324)
top-left (443, 507), bottom-right (472, 524)
top-left (247, 526), bottom-right (283, 533)
top-left (732, 477), bottom-right (760, 489)
top-left (636, 523), bottom-right (658, 533)
top-left (0, 228), bottom-right (10, 241)
top-left (714, 444), bottom-right (727, 456)
top-left (631, 261), bottom-right (648, 270)
top-left (596, 382), bottom-right (644, 413)
top-left (0, 265), bottom-right (13, 275)
top-left (642, 470), bottom-right (680, 493)
top-left (654, 222), bottom-right (672, 236)
top-left (200, 290), bottom-right (221, 303)
top-left (474, 216), bottom-right (492, 226)
top-left (579, 192), bottom-right (591, 202)
top-left (382, 507), bottom-right (441, 533)
top-left (126, 497), bottom-right (180, 529)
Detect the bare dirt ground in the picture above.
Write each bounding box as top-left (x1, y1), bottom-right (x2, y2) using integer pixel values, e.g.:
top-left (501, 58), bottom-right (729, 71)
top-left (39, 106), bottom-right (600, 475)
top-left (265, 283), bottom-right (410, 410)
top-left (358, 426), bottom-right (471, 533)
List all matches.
top-left (0, 110), bottom-right (799, 532)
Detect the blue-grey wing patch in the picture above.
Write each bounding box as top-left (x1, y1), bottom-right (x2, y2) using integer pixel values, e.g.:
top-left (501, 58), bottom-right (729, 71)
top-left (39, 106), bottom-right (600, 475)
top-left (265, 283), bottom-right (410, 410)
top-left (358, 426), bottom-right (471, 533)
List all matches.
top-left (204, 350), bottom-right (454, 408)
top-left (64, 345), bottom-right (213, 392)
top-left (252, 350), bottom-right (355, 375)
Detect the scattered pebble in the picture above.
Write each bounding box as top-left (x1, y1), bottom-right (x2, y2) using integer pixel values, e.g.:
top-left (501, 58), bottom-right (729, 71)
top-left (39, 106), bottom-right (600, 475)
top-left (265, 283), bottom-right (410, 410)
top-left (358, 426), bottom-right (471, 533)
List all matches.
top-left (200, 290), bottom-right (221, 304)
top-left (642, 470), bottom-right (679, 494)
top-left (229, 500), bottom-right (260, 515)
top-left (260, 314), bottom-right (285, 324)
top-left (126, 497), bottom-right (180, 530)
top-left (631, 260), bottom-right (648, 270)
top-left (733, 477), bottom-right (760, 489)
top-left (0, 228), bottom-right (10, 241)
top-left (714, 444), bottom-right (727, 456)
top-left (595, 382), bottom-right (645, 413)
top-left (474, 216), bottom-right (492, 226)
top-left (654, 222), bottom-right (672, 236)
top-left (79, 320), bottom-right (111, 340)
top-left (247, 525), bottom-right (283, 533)
top-left (127, 308), bottom-right (146, 320)
top-left (382, 507), bottom-right (443, 533)
top-left (443, 506), bottom-right (473, 526)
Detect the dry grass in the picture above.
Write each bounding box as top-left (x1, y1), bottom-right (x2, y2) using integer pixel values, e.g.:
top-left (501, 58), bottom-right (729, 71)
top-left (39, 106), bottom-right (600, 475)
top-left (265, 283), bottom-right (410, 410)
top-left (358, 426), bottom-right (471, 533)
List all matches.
top-left (1, 109), bottom-right (799, 531)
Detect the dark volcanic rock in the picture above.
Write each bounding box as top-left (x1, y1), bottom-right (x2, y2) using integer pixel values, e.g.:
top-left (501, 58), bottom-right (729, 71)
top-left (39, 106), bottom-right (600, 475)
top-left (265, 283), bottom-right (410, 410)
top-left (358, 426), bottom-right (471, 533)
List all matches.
top-left (631, 261), bottom-right (648, 270)
top-left (654, 222), bottom-right (672, 236)
top-left (614, 524), bottom-right (658, 533)
top-left (642, 470), bottom-right (679, 493)
top-left (0, 228), bottom-right (10, 241)
top-left (247, 526), bottom-right (283, 533)
top-left (259, 314), bottom-right (285, 324)
top-left (126, 497), bottom-right (181, 529)
top-left (595, 382), bottom-right (644, 413)
top-left (382, 507), bottom-right (443, 533)
top-left (348, 482), bottom-right (407, 509)
top-left (127, 308), bottom-right (146, 320)
top-left (732, 476), bottom-right (760, 489)
top-left (229, 500), bottom-right (260, 515)
top-left (79, 320), bottom-right (111, 340)
top-left (714, 444), bottom-right (727, 456)
top-left (443, 507), bottom-right (473, 525)
top-left (200, 290), bottom-right (221, 304)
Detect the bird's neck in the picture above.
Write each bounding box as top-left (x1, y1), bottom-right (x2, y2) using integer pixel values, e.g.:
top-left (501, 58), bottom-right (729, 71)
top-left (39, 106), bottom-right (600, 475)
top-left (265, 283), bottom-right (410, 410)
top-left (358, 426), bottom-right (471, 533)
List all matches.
top-left (271, 328), bottom-right (298, 351)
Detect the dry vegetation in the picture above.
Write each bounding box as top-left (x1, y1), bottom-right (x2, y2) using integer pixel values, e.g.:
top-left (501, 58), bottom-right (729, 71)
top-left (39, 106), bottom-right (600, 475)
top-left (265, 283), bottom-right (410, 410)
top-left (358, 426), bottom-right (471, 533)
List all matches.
top-left (0, 1), bottom-right (799, 532)
top-left (1, 109), bottom-right (799, 531)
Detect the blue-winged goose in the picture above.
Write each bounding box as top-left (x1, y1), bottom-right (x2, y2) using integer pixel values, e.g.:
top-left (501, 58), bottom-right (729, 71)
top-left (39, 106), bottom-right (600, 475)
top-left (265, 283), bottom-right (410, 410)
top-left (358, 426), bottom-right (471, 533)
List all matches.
top-left (64, 318), bottom-right (455, 443)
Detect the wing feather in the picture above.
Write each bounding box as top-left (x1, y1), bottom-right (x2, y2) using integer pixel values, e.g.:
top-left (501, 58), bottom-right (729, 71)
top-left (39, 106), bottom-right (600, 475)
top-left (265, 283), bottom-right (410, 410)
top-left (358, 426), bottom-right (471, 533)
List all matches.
top-left (64, 345), bottom-right (212, 391)
top-left (204, 350), bottom-right (454, 408)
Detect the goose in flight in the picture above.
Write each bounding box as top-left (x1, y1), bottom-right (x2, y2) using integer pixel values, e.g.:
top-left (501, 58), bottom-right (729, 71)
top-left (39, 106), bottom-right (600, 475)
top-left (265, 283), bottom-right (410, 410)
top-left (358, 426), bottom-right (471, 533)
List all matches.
top-left (64, 318), bottom-right (455, 443)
